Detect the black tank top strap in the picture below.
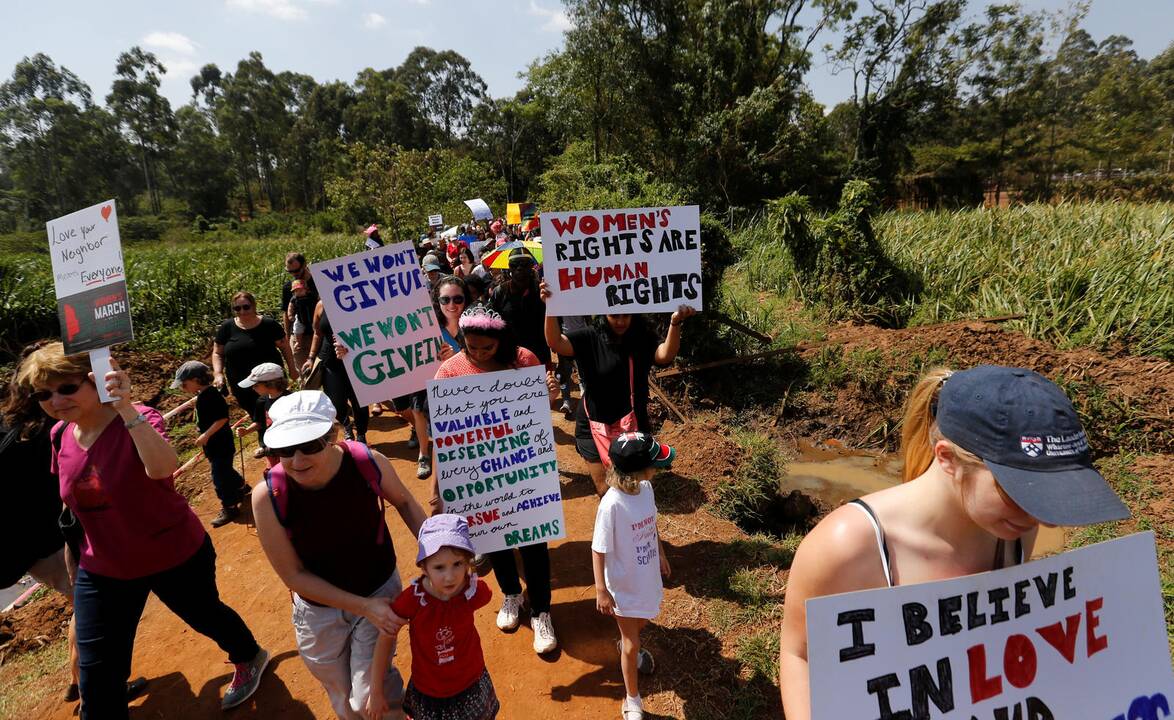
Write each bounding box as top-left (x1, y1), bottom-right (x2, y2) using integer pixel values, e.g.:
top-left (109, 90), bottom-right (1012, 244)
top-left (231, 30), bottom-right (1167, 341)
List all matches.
top-left (847, 499), bottom-right (894, 588)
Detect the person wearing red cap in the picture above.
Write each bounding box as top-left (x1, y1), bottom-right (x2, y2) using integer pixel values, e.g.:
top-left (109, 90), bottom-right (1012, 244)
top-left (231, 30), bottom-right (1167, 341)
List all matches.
top-left (778, 365), bottom-right (1131, 720)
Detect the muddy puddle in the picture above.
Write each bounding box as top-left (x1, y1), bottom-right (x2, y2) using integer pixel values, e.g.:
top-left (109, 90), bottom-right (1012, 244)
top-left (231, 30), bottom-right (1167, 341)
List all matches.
top-left (782, 440), bottom-right (1064, 558)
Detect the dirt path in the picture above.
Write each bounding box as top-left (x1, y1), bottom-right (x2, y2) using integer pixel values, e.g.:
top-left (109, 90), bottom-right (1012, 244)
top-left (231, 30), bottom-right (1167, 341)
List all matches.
top-left (25, 409), bottom-right (722, 720)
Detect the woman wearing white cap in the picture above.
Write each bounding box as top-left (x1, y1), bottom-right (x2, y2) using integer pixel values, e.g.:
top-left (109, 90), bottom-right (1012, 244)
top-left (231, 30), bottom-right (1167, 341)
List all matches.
top-left (252, 390), bottom-right (426, 720)
top-left (778, 365), bottom-right (1131, 720)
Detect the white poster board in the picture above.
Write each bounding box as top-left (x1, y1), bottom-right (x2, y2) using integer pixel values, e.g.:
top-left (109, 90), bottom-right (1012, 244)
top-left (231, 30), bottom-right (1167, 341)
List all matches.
top-left (464, 198), bottom-right (492, 221)
top-left (428, 366), bottom-right (565, 554)
top-left (807, 532), bottom-right (1174, 720)
top-left (540, 205), bottom-right (703, 316)
top-left (428, 213), bottom-right (444, 229)
top-left (311, 242), bottom-right (442, 405)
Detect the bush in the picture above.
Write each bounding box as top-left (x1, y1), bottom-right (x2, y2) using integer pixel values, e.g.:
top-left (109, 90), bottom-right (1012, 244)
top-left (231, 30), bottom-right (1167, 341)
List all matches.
top-left (119, 215), bottom-right (166, 242)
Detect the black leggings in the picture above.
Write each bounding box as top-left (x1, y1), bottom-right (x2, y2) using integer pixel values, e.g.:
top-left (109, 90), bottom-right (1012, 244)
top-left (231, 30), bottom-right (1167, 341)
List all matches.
top-left (487, 542), bottom-right (551, 613)
top-left (322, 361), bottom-right (368, 435)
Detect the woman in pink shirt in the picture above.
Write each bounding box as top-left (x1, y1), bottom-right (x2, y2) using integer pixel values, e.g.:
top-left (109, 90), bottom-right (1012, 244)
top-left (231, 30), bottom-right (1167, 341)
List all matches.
top-left (17, 343), bottom-right (269, 719)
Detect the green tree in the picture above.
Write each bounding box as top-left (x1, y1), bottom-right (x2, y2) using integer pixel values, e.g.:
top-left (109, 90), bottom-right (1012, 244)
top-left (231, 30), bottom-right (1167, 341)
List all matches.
top-left (107, 47), bottom-right (176, 214)
top-left (171, 105), bottom-right (235, 217)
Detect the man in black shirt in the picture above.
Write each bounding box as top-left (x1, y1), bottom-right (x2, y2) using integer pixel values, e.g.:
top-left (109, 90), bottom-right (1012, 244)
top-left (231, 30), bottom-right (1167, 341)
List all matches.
top-left (281, 252), bottom-right (319, 371)
top-left (489, 250), bottom-right (550, 366)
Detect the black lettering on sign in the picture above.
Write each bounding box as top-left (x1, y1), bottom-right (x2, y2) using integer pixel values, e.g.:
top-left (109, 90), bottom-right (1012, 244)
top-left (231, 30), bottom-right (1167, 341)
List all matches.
top-left (865, 673), bottom-right (912, 720)
top-left (837, 609), bottom-right (876, 662)
top-left (903, 602), bottom-right (933, 646)
top-left (910, 658), bottom-right (955, 718)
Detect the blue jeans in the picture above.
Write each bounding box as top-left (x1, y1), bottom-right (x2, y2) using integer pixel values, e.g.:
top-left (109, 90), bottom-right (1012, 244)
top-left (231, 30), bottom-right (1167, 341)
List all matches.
top-left (74, 535), bottom-right (259, 719)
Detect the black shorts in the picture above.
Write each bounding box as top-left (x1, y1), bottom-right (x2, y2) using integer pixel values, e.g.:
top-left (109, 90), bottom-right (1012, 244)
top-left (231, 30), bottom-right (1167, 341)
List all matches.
top-left (573, 405), bottom-right (601, 463)
top-left (390, 389), bottom-right (429, 418)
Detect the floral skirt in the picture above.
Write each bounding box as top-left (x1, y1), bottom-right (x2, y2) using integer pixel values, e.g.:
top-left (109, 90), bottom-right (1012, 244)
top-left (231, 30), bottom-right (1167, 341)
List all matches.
top-left (403, 668), bottom-right (499, 720)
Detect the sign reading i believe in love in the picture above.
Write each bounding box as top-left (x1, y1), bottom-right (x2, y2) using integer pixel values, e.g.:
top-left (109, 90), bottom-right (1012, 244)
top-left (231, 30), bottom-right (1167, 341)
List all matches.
top-left (311, 242), bottom-right (442, 405)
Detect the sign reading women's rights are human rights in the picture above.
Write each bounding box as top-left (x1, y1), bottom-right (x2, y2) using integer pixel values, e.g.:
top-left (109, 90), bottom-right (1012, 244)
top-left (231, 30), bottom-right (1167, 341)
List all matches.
top-left (311, 242), bottom-right (442, 405)
top-left (540, 205), bottom-right (703, 316)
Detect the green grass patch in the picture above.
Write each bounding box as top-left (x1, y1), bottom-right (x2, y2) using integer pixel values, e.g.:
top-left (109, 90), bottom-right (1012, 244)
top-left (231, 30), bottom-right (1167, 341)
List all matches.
top-left (0, 637), bottom-right (69, 718)
top-left (711, 430), bottom-right (786, 533)
top-left (735, 627), bottom-right (781, 685)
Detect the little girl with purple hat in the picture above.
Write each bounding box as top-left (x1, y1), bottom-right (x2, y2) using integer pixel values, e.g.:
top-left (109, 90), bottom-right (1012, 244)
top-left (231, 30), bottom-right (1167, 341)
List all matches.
top-left (366, 514), bottom-right (499, 720)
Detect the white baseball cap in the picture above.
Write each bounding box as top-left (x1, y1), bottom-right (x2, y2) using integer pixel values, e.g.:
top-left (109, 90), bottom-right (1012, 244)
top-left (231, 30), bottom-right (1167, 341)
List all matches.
top-left (238, 362), bottom-right (285, 388)
top-left (265, 390), bottom-right (337, 448)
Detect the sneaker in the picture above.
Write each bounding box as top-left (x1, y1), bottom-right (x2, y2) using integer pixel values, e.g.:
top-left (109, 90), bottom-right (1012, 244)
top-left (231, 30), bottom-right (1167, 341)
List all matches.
top-left (496, 594), bottom-right (523, 631)
top-left (126, 677), bottom-right (148, 702)
top-left (211, 505), bottom-right (240, 528)
top-left (416, 456), bottom-right (432, 480)
top-left (615, 641), bottom-right (656, 674)
top-left (622, 696), bottom-right (644, 720)
top-left (407, 428), bottom-right (419, 449)
top-left (252, 446), bottom-right (267, 459)
top-left (342, 423), bottom-right (355, 441)
top-left (63, 683), bottom-right (79, 702)
top-left (532, 611), bottom-right (558, 654)
top-left (356, 433), bottom-right (367, 445)
top-left (221, 648), bottom-right (270, 710)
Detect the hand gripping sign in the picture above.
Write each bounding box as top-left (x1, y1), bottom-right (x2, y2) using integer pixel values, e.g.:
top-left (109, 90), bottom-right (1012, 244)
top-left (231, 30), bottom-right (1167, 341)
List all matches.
top-left (428, 365), bottom-right (565, 554)
top-left (806, 532), bottom-right (1174, 720)
top-left (540, 205), bottom-right (703, 316)
top-left (311, 242), bottom-right (443, 405)
top-left (47, 200), bottom-right (134, 402)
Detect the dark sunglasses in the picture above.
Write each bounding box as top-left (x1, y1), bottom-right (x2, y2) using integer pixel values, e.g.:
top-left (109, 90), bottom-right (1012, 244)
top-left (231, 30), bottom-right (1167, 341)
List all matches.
top-left (232, 304), bottom-right (253, 312)
top-left (286, 267), bottom-right (303, 274)
top-left (438, 295), bottom-right (466, 305)
top-left (31, 382), bottom-right (85, 402)
top-left (273, 436), bottom-right (331, 458)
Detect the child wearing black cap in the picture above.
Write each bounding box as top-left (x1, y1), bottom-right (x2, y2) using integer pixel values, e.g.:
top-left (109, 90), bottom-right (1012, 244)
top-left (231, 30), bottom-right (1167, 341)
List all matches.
top-left (592, 432), bottom-right (674, 720)
top-left (172, 360), bottom-right (247, 528)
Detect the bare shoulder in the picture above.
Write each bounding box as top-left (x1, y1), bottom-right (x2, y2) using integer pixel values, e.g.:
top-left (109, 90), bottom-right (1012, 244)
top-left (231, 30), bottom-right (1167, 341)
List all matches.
top-left (789, 502), bottom-right (889, 598)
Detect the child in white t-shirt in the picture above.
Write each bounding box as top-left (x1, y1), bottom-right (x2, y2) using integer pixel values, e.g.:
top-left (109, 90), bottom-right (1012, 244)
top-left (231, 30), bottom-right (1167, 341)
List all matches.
top-left (591, 432), bottom-right (675, 720)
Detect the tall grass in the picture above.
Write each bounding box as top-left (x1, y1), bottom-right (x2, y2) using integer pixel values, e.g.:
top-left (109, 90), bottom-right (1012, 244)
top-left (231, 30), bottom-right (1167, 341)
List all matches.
top-left (732, 202), bottom-right (1174, 358)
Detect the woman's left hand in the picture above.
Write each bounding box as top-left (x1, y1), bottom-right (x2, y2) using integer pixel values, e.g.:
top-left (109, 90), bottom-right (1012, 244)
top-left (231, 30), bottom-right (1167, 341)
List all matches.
top-left (439, 343), bottom-right (455, 361)
top-left (669, 305), bottom-right (697, 327)
top-left (93, 359), bottom-right (133, 411)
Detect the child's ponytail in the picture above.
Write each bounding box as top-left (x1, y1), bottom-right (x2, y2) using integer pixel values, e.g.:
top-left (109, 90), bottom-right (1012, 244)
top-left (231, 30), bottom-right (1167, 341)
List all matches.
top-left (899, 368), bottom-right (953, 482)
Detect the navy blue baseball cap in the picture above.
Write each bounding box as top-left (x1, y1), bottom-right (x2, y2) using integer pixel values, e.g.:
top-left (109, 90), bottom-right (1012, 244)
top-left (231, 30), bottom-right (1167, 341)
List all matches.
top-left (609, 432), bottom-right (675, 474)
top-left (936, 365), bottom-right (1129, 526)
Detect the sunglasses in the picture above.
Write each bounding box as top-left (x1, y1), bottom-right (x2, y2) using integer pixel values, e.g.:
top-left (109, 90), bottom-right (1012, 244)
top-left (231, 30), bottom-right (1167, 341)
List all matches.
top-left (31, 382), bottom-right (85, 402)
top-left (273, 436), bottom-right (331, 458)
top-left (438, 295), bottom-right (466, 305)
top-left (286, 267), bottom-right (303, 274)
top-left (232, 304), bottom-right (253, 312)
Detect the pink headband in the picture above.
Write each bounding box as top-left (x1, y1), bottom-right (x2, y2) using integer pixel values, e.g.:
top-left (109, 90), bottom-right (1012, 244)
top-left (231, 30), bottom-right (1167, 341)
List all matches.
top-left (459, 307), bottom-right (506, 331)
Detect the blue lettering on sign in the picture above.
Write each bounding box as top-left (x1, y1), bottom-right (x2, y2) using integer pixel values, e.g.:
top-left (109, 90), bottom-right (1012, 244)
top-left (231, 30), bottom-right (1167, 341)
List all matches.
top-left (1111, 693), bottom-right (1170, 720)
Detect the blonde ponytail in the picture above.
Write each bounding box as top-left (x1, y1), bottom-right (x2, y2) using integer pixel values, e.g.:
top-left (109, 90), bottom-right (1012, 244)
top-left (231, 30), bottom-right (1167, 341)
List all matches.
top-left (899, 368), bottom-right (953, 482)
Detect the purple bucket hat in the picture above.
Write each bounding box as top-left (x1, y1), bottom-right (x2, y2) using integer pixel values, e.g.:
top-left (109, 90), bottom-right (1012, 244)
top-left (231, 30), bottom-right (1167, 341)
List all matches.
top-left (415, 514), bottom-right (476, 565)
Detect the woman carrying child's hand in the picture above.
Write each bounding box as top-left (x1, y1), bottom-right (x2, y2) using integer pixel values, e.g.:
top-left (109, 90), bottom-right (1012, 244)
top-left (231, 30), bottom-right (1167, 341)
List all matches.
top-left (363, 687), bottom-right (387, 720)
top-left (360, 597), bottom-right (406, 636)
top-left (595, 586), bottom-right (615, 616)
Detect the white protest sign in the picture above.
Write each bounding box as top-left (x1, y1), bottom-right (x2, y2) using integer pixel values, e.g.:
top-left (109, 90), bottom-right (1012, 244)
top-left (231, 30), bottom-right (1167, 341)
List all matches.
top-left (464, 198), bottom-right (493, 221)
top-left (428, 213), bottom-right (444, 229)
top-left (428, 365), bottom-right (564, 554)
top-left (807, 532), bottom-right (1174, 720)
top-left (540, 205), bottom-right (703, 316)
top-left (311, 242), bottom-right (442, 405)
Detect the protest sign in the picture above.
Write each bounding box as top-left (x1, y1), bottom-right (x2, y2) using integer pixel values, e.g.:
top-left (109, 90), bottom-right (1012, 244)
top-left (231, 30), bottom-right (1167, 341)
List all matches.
top-left (311, 242), bottom-right (442, 405)
top-left (541, 205), bottom-right (703, 316)
top-left (807, 532), bottom-right (1174, 720)
top-left (428, 213), bottom-right (443, 229)
top-left (464, 198), bottom-right (492, 221)
top-left (506, 202), bottom-right (536, 225)
top-left (47, 200), bottom-right (133, 355)
top-left (428, 365), bottom-right (564, 554)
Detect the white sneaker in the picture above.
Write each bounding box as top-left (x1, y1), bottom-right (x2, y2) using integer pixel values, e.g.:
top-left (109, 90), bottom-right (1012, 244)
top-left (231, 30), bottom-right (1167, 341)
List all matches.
top-left (621, 696), bottom-right (644, 720)
top-left (532, 611), bottom-right (558, 654)
top-left (496, 594), bottom-right (523, 631)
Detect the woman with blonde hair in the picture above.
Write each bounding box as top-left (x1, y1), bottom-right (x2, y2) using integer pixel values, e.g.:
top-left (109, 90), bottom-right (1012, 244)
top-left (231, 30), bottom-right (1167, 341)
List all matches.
top-left (778, 365), bottom-right (1131, 719)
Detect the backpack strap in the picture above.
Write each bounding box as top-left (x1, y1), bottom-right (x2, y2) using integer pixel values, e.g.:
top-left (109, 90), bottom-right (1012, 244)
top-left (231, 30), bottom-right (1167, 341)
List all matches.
top-left (342, 440), bottom-right (389, 545)
top-left (263, 463), bottom-right (292, 537)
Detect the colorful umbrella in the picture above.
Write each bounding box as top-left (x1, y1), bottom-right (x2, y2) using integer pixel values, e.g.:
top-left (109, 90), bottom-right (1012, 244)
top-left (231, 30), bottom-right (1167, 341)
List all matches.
top-left (481, 240), bottom-right (543, 269)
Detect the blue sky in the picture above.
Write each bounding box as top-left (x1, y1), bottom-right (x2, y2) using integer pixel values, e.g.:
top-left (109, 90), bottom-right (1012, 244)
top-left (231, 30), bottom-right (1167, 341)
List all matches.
top-left (2, 0), bottom-right (1171, 112)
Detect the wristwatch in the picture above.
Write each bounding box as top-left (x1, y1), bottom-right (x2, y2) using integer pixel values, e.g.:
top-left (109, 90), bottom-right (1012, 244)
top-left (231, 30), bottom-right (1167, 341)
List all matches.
top-left (124, 413), bottom-right (148, 429)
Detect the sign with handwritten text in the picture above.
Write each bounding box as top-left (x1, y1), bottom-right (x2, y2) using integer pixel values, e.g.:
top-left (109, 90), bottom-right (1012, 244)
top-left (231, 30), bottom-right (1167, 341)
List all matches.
top-left (428, 366), bottom-right (564, 554)
top-left (311, 242), bottom-right (442, 405)
top-left (540, 205), bottom-right (703, 316)
top-left (46, 200), bottom-right (133, 353)
top-left (807, 532), bottom-right (1174, 719)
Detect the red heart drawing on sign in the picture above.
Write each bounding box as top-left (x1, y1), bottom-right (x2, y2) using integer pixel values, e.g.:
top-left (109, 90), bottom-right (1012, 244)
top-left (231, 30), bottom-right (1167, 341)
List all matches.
top-left (100, 205), bottom-right (112, 221)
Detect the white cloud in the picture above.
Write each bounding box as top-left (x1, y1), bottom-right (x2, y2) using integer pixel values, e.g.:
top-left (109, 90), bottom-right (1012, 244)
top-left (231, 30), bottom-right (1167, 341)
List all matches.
top-left (363, 12), bottom-right (387, 29)
top-left (142, 31), bottom-right (199, 56)
top-left (528, 0), bottom-right (571, 32)
top-left (160, 59), bottom-right (200, 80)
top-left (226, 0), bottom-right (308, 21)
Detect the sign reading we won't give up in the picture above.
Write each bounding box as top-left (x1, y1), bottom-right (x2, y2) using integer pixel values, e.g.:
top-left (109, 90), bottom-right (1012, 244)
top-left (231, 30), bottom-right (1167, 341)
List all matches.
top-left (807, 532), bottom-right (1174, 720)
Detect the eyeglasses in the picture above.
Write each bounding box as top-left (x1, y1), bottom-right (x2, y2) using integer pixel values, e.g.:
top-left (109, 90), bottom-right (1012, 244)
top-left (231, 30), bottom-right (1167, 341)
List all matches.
top-left (273, 436), bottom-right (331, 458)
top-left (232, 304), bottom-right (253, 312)
top-left (438, 295), bottom-right (466, 305)
top-left (31, 383), bottom-right (84, 402)
top-left (286, 266), bottom-right (302, 275)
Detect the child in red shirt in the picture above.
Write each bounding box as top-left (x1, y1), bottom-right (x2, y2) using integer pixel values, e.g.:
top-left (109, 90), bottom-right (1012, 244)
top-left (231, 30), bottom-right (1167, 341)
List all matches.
top-left (366, 514), bottom-right (499, 720)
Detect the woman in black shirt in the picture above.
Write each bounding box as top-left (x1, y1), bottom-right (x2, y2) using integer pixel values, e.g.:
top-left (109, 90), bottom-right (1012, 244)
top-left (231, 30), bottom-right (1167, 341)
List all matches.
top-left (212, 291), bottom-right (298, 415)
top-left (540, 281), bottom-right (695, 495)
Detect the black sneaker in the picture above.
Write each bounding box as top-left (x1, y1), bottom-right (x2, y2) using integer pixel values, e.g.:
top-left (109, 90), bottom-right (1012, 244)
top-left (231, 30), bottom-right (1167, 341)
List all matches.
top-left (211, 505), bottom-right (240, 528)
top-left (342, 423), bottom-right (355, 441)
top-left (356, 433), bottom-right (367, 445)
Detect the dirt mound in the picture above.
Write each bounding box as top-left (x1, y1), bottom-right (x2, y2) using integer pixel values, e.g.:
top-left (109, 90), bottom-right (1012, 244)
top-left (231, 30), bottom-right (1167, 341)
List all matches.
top-left (0, 592), bottom-right (70, 661)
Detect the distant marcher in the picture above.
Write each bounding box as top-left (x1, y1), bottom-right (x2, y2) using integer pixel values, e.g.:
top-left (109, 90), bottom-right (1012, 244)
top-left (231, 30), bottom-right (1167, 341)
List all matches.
top-left (453, 246), bottom-right (478, 280)
top-left (777, 365), bottom-right (1133, 720)
top-left (433, 306), bottom-right (561, 655)
top-left (212, 291), bottom-right (298, 416)
top-left (235, 362), bottom-right (290, 466)
top-left (422, 254), bottom-right (445, 288)
top-left (541, 282), bottom-right (696, 495)
top-left (282, 253), bottom-right (320, 370)
top-left (252, 391), bottom-right (426, 720)
top-left (365, 514), bottom-right (499, 720)
top-left (19, 343), bottom-right (269, 719)
top-left (306, 300), bottom-right (369, 444)
top-left (464, 274), bottom-right (488, 305)
top-left (593, 432), bottom-right (674, 720)
top-left (489, 251), bottom-right (549, 367)
top-left (365, 224), bottom-right (384, 250)
top-left (172, 361), bottom-right (247, 528)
